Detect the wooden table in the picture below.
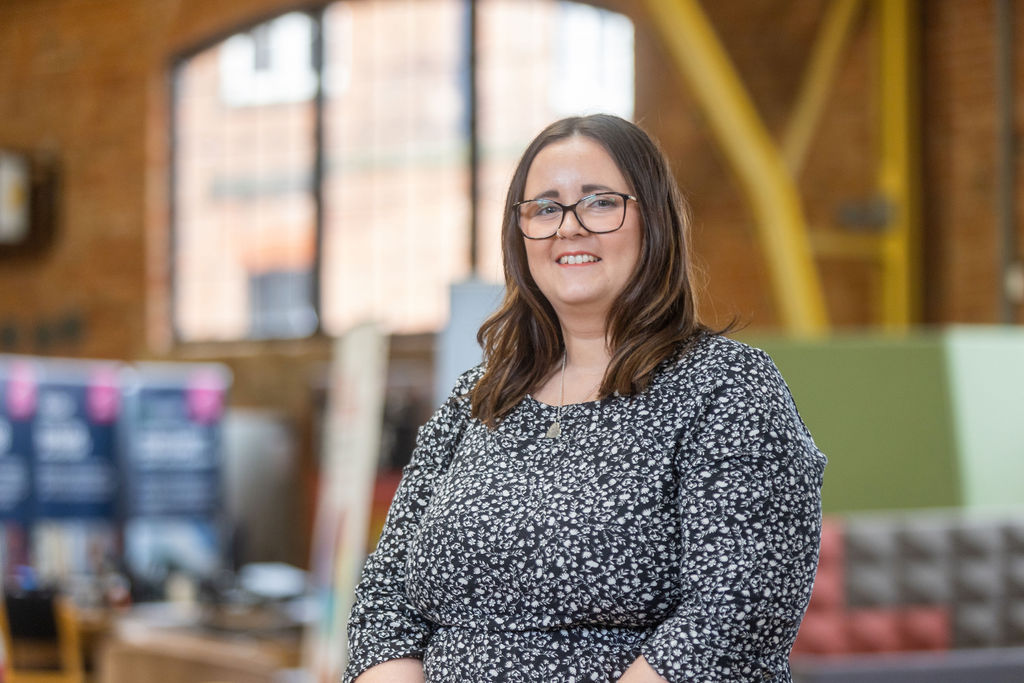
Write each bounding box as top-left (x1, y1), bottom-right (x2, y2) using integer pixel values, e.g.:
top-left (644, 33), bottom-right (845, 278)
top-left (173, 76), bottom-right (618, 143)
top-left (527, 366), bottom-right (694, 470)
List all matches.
top-left (96, 604), bottom-right (302, 683)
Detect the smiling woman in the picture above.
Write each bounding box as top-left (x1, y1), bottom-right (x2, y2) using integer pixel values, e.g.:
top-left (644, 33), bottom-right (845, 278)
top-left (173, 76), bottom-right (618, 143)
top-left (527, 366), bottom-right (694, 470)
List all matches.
top-left (344, 115), bottom-right (826, 683)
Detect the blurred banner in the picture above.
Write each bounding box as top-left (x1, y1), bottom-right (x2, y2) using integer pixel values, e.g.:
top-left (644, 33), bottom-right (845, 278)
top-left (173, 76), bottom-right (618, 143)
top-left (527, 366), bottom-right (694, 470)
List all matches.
top-left (30, 358), bottom-right (121, 521)
top-left (0, 356), bottom-right (122, 582)
top-left (0, 355), bottom-right (231, 586)
top-left (304, 323), bottom-right (388, 683)
top-left (120, 362), bottom-right (231, 581)
top-left (0, 358), bottom-right (35, 524)
top-left (0, 357), bottom-right (35, 575)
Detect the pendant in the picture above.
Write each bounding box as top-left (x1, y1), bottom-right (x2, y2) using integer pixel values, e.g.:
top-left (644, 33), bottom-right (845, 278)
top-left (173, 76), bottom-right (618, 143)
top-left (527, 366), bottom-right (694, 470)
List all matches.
top-left (544, 421), bottom-right (561, 439)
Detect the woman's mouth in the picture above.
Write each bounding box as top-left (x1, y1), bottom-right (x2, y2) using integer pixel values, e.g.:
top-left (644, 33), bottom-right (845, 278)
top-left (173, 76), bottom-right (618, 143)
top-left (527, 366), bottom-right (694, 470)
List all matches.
top-left (557, 254), bottom-right (600, 265)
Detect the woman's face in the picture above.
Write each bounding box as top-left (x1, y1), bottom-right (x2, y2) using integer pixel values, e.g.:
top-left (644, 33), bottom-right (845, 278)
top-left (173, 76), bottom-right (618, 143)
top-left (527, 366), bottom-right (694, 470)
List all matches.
top-left (522, 135), bottom-right (642, 322)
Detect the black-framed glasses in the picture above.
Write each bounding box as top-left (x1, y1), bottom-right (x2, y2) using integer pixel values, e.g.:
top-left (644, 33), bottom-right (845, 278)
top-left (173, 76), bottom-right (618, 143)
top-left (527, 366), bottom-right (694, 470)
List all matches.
top-left (514, 191), bottom-right (638, 240)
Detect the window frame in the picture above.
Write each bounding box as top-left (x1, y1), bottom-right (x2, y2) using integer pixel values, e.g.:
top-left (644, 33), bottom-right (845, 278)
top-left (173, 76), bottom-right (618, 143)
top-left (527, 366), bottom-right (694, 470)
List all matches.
top-left (166, 0), bottom-right (633, 346)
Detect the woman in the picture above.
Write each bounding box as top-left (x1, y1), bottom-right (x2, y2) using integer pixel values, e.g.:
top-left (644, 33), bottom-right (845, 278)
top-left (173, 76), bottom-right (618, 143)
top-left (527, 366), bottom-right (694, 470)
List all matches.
top-left (344, 115), bottom-right (825, 683)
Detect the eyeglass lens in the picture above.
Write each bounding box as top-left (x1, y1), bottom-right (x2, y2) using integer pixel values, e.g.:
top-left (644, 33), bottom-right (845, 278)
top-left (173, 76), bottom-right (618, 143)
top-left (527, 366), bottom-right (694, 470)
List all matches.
top-left (517, 193), bottom-right (628, 239)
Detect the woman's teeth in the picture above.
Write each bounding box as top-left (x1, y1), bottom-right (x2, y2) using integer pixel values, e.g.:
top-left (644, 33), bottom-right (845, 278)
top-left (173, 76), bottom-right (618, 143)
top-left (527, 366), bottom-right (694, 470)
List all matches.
top-left (558, 254), bottom-right (599, 265)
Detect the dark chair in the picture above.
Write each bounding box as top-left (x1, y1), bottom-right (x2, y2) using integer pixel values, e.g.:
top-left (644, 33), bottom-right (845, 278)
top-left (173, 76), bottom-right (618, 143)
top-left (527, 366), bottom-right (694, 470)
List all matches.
top-left (0, 589), bottom-right (84, 683)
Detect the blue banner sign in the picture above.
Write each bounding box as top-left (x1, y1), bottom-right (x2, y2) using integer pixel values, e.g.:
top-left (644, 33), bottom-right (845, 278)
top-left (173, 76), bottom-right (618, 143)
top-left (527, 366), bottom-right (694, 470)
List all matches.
top-left (0, 359), bottom-right (35, 523)
top-left (31, 361), bottom-right (121, 520)
top-left (121, 364), bottom-right (230, 519)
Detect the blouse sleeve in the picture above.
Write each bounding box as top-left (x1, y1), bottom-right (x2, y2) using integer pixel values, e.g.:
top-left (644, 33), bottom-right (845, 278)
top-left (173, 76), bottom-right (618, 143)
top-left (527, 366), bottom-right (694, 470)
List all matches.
top-left (640, 346), bottom-right (826, 682)
top-left (342, 369), bottom-right (477, 682)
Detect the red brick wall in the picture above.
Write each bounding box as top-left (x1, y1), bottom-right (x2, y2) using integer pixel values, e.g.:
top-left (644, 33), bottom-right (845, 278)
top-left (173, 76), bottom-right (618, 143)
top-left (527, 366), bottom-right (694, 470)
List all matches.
top-left (922, 0), bottom-right (1024, 323)
top-left (0, 0), bottom-right (323, 360)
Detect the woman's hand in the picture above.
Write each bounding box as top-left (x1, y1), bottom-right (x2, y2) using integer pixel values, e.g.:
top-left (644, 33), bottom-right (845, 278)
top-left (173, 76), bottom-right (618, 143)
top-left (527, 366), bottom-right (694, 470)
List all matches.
top-left (617, 655), bottom-right (668, 682)
top-left (352, 658), bottom-right (425, 683)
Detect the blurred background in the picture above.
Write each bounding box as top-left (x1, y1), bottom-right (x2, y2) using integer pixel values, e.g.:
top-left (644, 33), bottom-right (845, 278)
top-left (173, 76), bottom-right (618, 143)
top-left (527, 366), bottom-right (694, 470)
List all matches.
top-left (0, 0), bottom-right (1022, 681)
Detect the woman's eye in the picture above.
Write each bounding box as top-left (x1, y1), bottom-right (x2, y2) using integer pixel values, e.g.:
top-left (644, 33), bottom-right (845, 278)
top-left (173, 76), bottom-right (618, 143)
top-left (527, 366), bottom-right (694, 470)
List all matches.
top-left (586, 195), bottom-right (620, 211)
top-left (534, 202), bottom-right (561, 219)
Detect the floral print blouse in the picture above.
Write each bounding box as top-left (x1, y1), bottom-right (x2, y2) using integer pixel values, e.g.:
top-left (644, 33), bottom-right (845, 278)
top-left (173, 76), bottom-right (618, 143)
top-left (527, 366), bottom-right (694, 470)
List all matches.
top-left (344, 333), bottom-right (826, 682)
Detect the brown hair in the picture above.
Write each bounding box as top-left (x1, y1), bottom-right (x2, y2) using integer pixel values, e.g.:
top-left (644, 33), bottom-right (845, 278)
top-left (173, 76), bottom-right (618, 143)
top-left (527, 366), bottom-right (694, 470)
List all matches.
top-left (471, 114), bottom-right (707, 428)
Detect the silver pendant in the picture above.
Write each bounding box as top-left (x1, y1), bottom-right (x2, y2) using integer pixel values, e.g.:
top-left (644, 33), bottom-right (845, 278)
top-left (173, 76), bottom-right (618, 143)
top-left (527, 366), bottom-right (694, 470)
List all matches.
top-left (544, 421), bottom-right (561, 439)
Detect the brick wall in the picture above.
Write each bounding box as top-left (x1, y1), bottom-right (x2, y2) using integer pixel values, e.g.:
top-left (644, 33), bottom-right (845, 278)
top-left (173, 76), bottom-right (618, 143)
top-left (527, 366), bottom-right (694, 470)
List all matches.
top-left (922, 0), bottom-right (1024, 323)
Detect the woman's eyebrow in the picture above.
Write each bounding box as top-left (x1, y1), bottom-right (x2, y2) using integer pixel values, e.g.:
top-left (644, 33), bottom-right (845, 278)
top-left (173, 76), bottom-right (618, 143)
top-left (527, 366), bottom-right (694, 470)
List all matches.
top-left (531, 184), bottom-right (616, 200)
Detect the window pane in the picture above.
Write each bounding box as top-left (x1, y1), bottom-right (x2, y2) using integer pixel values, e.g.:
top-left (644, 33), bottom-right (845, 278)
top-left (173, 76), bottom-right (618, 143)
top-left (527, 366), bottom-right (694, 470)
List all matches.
top-left (173, 12), bottom-right (318, 341)
top-left (476, 0), bottom-right (635, 281)
top-left (320, 0), bottom-right (470, 335)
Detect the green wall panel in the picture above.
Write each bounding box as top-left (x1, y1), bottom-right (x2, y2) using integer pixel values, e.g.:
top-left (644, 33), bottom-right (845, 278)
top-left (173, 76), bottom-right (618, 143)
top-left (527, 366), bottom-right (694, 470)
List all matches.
top-left (741, 326), bottom-right (1024, 514)
top-left (944, 327), bottom-right (1024, 508)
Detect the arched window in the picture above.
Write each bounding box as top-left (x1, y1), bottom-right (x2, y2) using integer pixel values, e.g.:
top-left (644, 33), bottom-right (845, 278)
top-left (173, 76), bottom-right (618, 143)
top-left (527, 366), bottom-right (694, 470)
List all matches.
top-left (171, 0), bottom-right (633, 342)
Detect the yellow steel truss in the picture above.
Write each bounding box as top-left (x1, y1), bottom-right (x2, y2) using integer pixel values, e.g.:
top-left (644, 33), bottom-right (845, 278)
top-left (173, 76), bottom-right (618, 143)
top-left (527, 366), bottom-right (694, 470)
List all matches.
top-left (642, 0), bottom-right (920, 332)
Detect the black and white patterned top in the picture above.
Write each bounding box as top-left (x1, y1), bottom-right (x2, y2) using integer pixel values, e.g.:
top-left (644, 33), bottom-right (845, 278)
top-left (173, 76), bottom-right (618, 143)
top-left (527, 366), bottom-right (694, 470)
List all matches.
top-left (344, 333), bottom-right (825, 683)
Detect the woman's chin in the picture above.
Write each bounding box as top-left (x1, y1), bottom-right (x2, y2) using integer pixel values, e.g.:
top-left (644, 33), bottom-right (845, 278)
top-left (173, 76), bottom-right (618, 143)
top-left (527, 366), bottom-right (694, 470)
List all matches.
top-left (547, 292), bottom-right (615, 317)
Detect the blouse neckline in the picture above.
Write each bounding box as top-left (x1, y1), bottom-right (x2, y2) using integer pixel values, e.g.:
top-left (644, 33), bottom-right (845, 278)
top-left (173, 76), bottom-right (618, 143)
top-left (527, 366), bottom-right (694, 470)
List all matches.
top-left (523, 393), bottom-right (606, 411)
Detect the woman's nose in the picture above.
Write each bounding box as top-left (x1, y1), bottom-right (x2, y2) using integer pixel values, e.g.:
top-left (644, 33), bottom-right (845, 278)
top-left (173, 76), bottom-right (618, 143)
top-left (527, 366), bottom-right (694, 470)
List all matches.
top-left (557, 208), bottom-right (586, 238)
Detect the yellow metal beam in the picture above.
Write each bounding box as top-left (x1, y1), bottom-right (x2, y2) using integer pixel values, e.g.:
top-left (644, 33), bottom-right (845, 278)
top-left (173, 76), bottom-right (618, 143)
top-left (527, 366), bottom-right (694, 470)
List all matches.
top-left (810, 231), bottom-right (885, 260)
top-left (877, 0), bottom-right (921, 328)
top-left (783, 0), bottom-right (864, 176)
top-left (642, 0), bottom-right (829, 335)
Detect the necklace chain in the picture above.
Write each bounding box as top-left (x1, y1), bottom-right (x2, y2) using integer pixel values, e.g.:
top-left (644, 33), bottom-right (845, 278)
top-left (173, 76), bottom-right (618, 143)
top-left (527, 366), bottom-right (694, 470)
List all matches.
top-left (544, 352), bottom-right (566, 439)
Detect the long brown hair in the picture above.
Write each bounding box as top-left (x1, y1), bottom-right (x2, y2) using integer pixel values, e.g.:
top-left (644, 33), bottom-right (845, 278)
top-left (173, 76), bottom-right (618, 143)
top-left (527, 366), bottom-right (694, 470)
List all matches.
top-left (471, 115), bottom-right (706, 428)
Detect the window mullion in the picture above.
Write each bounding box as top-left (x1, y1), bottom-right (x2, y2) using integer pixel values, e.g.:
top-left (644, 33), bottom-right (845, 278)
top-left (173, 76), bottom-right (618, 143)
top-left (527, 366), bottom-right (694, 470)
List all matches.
top-left (467, 0), bottom-right (479, 279)
top-left (312, 8), bottom-right (326, 334)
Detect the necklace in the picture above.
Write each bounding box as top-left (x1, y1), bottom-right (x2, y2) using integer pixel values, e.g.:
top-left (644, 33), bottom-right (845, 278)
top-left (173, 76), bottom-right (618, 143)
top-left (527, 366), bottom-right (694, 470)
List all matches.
top-left (544, 352), bottom-right (566, 439)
